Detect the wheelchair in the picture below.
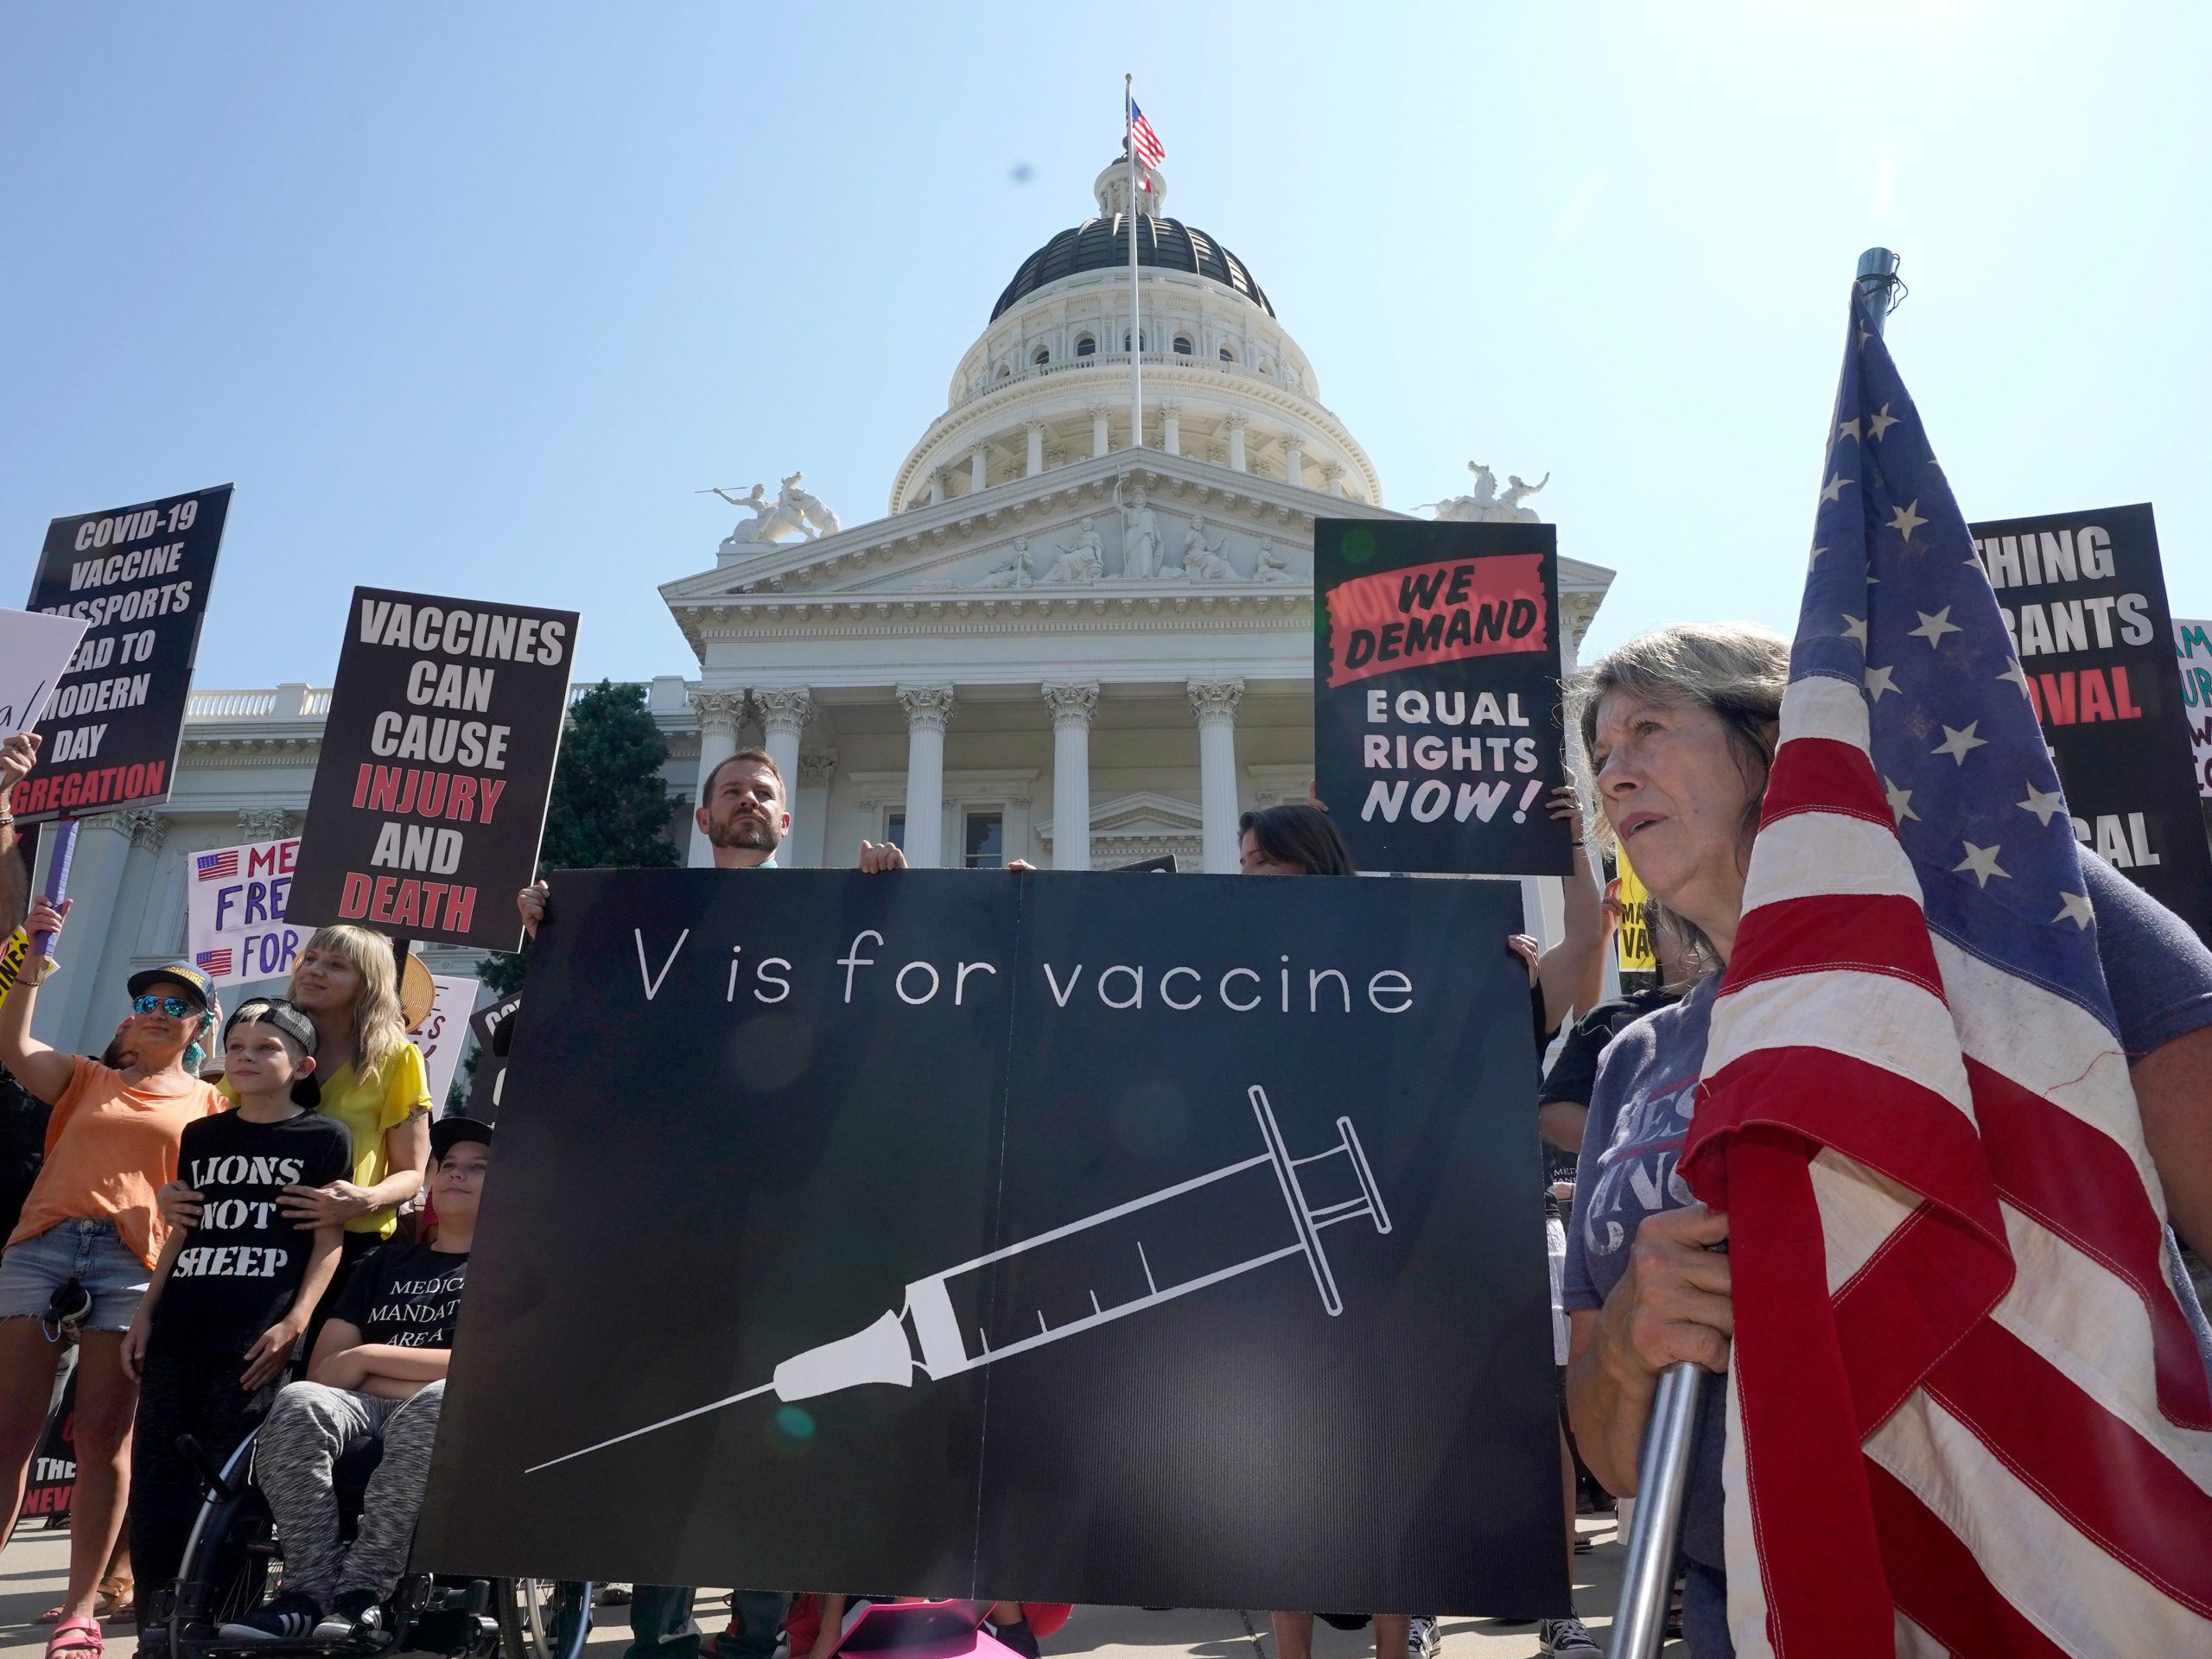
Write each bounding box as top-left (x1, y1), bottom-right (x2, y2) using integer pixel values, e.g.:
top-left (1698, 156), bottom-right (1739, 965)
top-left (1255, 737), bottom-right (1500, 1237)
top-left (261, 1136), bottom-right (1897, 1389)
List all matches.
top-left (166, 1425), bottom-right (594, 1659)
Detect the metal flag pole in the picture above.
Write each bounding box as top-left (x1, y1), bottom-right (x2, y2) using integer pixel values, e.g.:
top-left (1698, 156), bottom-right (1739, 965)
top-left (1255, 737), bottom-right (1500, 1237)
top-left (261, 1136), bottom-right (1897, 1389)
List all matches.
top-left (1610, 245), bottom-right (1905, 1659)
top-left (1126, 73), bottom-right (1141, 452)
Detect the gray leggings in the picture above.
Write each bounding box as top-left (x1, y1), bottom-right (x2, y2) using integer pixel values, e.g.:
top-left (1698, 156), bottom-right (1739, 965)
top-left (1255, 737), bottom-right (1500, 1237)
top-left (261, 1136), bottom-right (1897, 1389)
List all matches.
top-left (254, 1380), bottom-right (445, 1605)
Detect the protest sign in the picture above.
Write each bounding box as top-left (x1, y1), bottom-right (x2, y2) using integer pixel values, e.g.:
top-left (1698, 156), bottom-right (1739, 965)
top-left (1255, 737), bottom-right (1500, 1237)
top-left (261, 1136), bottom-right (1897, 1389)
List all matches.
top-left (14, 485), bottom-right (232, 821)
top-left (19, 1366), bottom-right (76, 1522)
top-left (0, 608), bottom-right (89, 741)
top-left (186, 836), bottom-right (309, 988)
top-left (1313, 518), bottom-right (1569, 875)
top-left (1612, 844), bottom-right (1656, 974)
top-left (419, 869), bottom-right (1565, 1618)
top-left (286, 588), bottom-right (578, 951)
top-left (464, 991), bottom-right (524, 1122)
top-left (411, 972), bottom-right (475, 1109)
top-left (1967, 505), bottom-right (2212, 938)
top-left (2179, 617), bottom-right (2212, 797)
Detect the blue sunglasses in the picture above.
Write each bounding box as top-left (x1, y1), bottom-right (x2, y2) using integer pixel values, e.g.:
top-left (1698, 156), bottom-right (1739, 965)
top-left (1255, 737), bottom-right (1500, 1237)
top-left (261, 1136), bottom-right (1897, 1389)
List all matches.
top-left (132, 995), bottom-right (200, 1020)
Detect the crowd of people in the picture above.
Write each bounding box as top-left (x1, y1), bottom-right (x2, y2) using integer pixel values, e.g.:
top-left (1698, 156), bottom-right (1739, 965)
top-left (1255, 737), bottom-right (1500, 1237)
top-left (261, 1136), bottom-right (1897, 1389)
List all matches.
top-left (0, 613), bottom-right (2207, 1659)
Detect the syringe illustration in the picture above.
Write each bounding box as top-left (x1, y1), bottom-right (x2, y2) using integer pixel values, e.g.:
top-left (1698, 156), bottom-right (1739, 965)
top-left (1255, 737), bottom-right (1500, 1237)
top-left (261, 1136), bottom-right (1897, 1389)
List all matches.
top-left (527, 1085), bottom-right (1389, 1473)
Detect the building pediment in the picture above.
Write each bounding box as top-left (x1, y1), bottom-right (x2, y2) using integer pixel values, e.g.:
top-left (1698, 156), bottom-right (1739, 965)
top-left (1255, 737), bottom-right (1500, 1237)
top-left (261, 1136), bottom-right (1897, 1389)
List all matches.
top-left (662, 450), bottom-right (1612, 658)
top-left (1036, 790), bottom-right (1204, 865)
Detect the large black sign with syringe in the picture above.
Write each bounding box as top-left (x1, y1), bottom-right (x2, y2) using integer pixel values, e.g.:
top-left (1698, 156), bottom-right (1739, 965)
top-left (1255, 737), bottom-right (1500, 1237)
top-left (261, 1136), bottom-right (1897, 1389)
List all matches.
top-left (417, 868), bottom-right (1566, 1617)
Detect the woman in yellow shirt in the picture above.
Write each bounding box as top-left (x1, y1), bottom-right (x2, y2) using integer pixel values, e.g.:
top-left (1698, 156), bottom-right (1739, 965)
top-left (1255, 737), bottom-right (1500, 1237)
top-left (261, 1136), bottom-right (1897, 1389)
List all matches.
top-left (163, 926), bottom-right (430, 1328)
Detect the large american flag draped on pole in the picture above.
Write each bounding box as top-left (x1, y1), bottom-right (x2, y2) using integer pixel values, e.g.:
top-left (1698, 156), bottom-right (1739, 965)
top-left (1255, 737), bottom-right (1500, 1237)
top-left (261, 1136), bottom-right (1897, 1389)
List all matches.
top-left (1681, 293), bottom-right (2212, 1654)
top-left (1129, 100), bottom-right (1166, 169)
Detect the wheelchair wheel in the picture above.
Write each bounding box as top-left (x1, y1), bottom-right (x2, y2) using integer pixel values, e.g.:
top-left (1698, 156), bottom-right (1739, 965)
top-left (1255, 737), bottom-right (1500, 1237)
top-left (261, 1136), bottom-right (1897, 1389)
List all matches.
top-left (169, 1434), bottom-right (282, 1656)
top-left (495, 1578), bottom-right (594, 1659)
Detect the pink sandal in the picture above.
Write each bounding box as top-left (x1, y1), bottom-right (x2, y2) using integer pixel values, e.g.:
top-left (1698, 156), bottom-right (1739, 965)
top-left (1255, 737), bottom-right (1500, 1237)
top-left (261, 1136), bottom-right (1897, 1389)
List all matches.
top-left (46, 1617), bottom-right (102, 1659)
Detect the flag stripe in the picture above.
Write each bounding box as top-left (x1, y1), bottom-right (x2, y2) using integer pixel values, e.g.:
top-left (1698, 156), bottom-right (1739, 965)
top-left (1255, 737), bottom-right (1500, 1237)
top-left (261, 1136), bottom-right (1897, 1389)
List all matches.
top-left (1758, 734), bottom-right (1896, 832)
top-left (1969, 1057), bottom-right (2212, 1428)
top-left (1738, 812), bottom-right (1924, 912)
top-left (1992, 1202), bottom-right (2212, 1492)
top-left (1706, 974), bottom-right (1972, 1119)
top-left (1870, 1393), bottom-right (2212, 1649)
top-left (1723, 891), bottom-right (1946, 1004)
top-left (1927, 1320), bottom-right (2212, 1611)
top-left (1727, 1141), bottom-right (1896, 1651)
top-left (1866, 1463), bottom-right (2071, 1659)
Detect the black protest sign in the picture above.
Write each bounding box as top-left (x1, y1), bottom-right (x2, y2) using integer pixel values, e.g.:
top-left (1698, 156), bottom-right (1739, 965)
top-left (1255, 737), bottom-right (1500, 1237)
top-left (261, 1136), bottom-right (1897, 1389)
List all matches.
top-left (1314, 518), bottom-right (1570, 875)
top-left (417, 869), bottom-right (1565, 1618)
top-left (15, 485), bottom-right (232, 822)
top-left (464, 991), bottom-right (524, 1122)
top-left (1968, 505), bottom-right (2212, 938)
top-left (287, 588), bottom-right (577, 951)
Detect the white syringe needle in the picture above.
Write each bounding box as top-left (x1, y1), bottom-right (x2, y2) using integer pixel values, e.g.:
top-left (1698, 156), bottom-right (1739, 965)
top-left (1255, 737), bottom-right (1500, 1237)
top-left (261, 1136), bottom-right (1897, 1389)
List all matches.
top-left (524, 1381), bottom-right (777, 1473)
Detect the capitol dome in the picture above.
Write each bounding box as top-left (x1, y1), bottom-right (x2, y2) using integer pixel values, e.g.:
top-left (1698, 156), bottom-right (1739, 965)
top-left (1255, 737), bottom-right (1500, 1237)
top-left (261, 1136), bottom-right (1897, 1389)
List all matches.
top-left (991, 209), bottom-right (1273, 321)
top-left (889, 150), bottom-right (1380, 512)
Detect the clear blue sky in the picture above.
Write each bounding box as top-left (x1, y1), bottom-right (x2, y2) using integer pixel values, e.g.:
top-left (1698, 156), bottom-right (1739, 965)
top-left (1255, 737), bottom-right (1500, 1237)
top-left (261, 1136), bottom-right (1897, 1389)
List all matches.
top-left (5, 3), bottom-right (2208, 684)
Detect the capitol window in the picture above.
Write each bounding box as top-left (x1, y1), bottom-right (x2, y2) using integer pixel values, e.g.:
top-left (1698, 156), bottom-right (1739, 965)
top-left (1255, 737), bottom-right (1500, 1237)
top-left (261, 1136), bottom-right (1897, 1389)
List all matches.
top-left (1218, 345), bottom-right (1235, 363)
top-left (1173, 334), bottom-right (1193, 355)
top-left (1075, 334), bottom-right (1096, 357)
top-left (1033, 346), bottom-right (1049, 365)
top-left (963, 810), bottom-right (1005, 869)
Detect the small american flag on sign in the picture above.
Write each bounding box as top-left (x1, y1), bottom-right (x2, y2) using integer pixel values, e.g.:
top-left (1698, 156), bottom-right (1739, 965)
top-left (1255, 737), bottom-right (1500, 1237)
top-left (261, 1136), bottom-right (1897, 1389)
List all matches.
top-left (1683, 291), bottom-right (2212, 1652)
top-left (195, 850), bottom-right (238, 881)
top-left (1130, 100), bottom-right (1165, 170)
top-left (194, 949), bottom-right (232, 977)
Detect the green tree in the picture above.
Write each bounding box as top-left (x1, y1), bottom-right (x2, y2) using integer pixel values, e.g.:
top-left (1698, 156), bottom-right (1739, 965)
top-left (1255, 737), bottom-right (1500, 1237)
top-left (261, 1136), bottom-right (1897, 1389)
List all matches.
top-left (475, 679), bottom-right (676, 996)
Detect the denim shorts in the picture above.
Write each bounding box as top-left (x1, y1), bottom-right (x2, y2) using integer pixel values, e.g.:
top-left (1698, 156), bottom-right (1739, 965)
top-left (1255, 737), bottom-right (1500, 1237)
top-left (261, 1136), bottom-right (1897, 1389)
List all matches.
top-left (0, 1217), bottom-right (151, 1332)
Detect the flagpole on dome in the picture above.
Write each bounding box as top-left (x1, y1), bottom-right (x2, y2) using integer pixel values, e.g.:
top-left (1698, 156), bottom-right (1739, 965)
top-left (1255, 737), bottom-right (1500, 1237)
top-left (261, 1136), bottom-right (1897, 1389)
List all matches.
top-left (1607, 251), bottom-right (1906, 1659)
top-left (1126, 74), bottom-right (1141, 452)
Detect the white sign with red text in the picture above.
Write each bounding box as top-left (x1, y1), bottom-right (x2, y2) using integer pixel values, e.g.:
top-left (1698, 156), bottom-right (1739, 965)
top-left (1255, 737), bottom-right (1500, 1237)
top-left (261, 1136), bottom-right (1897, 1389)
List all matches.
top-left (412, 971), bottom-right (476, 1109)
top-left (185, 836), bottom-right (310, 988)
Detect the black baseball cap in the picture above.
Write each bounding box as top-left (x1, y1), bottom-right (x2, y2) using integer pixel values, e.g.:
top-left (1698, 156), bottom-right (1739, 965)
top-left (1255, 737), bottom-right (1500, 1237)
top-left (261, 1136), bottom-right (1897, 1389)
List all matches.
top-left (430, 1116), bottom-right (493, 1160)
top-left (222, 997), bottom-right (322, 1108)
top-left (126, 962), bottom-right (216, 1012)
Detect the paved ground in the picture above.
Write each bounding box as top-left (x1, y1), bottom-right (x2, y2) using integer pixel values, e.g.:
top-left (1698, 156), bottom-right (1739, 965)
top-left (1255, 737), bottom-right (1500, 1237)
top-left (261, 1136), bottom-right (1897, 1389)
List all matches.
top-left (0, 1512), bottom-right (1682, 1659)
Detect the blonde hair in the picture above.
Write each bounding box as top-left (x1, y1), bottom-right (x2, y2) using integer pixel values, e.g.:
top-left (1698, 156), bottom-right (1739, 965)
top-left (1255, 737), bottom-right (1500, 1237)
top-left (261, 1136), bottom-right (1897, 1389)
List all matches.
top-left (289, 925), bottom-right (407, 1081)
top-left (1564, 621), bottom-right (1791, 976)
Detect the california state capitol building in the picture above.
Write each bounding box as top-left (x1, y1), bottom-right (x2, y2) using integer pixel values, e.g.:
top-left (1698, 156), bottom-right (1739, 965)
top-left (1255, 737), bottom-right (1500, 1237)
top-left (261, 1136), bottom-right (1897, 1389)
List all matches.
top-left (29, 149), bottom-right (1616, 1058)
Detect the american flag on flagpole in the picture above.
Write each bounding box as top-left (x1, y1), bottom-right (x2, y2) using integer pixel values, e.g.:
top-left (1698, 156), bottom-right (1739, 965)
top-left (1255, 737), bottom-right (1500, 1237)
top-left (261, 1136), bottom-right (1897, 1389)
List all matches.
top-left (1130, 100), bottom-right (1166, 170)
top-left (1681, 292), bottom-right (2212, 1653)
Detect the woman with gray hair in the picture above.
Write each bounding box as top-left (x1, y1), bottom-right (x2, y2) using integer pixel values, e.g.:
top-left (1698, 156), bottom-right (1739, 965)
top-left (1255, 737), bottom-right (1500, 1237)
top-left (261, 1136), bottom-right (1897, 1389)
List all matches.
top-left (1556, 620), bottom-right (2212, 1654)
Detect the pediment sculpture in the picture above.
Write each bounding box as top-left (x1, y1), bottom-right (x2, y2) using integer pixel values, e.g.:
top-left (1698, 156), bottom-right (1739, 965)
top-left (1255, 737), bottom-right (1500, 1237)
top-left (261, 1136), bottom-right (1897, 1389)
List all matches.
top-left (1415, 462), bottom-right (1548, 524)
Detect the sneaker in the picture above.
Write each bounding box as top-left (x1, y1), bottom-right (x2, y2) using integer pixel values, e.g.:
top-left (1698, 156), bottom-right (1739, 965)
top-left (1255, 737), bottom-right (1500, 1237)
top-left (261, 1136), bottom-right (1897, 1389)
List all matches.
top-left (312, 1589), bottom-right (386, 1643)
top-left (1537, 1616), bottom-right (1601, 1656)
top-left (1408, 1617), bottom-right (1442, 1659)
top-left (219, 1592), bottom-right (324, 1643)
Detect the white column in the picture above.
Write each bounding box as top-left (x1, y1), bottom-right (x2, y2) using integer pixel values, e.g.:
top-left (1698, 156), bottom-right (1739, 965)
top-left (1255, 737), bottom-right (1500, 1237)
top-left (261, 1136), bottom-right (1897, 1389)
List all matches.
top-left (1323, 461), bottom-right (1346, 498)
top-left (1281, 437), bottom-right (1305, 490)
top-left (1188, 679), bottom-right (1245, 874)
top-left (1160, 404), bottom-right (1181, 456)
top-left (1224, 415), bottom-right (1248, 473)
top-left (928, 472), bottom-right (945, 505)
top-left (687, 689), bottom-right (746, 868)
top-left (1026, 422), bottom-right (1046, 477)
top-left (1090, 407), bottom-right (1110, 458)
top-left (969, 446), bottom-right (988, 493)
top-left (896, 685), bottom-right (956, 868)
top-left (795, 749), bottom-right (837, 869)
top-left (1043, 683), bottom-right (1099, 872)
top-left (752, 687), bottom-right (814, 836)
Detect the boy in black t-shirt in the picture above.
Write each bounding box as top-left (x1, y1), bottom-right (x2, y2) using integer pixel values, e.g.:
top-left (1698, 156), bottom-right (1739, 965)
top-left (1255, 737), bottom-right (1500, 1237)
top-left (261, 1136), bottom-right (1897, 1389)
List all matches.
top-left (123, 998), bottom-right (350, 1645)
top-left (224, 1117), bottom-right (488, 1645)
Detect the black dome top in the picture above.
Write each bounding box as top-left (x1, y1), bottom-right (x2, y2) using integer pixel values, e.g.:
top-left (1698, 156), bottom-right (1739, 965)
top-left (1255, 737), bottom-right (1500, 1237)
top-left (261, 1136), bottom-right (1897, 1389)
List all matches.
top-left (990, 213), bottom-right (1274, 322)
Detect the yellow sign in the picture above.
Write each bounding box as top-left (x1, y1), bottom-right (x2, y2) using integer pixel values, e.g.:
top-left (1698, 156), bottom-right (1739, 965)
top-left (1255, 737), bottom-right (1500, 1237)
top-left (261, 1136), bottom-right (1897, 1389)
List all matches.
top-left (1614, 847), bottom-right (1656, 973)
top-left (0, 927), bottom-right (33, 1001)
